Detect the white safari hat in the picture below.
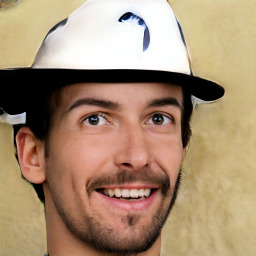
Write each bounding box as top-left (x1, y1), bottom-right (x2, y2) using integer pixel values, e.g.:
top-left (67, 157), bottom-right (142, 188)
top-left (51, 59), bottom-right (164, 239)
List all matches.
top-left (0, 0), bottom-right (224, 121)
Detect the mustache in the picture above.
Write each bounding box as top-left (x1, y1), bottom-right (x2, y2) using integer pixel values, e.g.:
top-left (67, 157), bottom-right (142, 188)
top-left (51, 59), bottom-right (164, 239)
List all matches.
top-left (86, 168), bottom-right (170, 196)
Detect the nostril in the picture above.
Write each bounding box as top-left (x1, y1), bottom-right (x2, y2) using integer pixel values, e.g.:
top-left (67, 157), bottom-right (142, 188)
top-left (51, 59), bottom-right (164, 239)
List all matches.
top-left (122, 163), bottom-right (132, 167)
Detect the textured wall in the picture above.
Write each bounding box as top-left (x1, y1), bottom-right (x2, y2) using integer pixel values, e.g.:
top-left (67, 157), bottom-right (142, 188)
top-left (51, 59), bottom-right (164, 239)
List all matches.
top-left (0, 0), bottom-right (255, 255)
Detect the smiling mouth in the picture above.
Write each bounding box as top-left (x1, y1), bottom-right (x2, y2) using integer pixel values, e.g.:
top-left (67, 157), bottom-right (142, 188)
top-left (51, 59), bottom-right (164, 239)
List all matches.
top-left (97, 188), bottom-right (156, 201)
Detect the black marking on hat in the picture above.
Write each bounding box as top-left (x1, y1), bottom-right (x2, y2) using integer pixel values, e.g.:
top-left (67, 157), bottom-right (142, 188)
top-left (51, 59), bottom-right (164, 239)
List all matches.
top-left (43, 17), bottom-right (68, 42)
top-left (176, 19), bottom-right (186, 46)
top-left (176, 19), bottom-right (193, 75)
top-left (119, 12), bottom-right (150, 51)
top-left (48, 18), bottom-right (68, 35)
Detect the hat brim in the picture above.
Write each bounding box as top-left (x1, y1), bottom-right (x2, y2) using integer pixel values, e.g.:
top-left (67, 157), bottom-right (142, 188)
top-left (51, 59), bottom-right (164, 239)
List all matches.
top-left (0, 68), bottom-right (224, 114)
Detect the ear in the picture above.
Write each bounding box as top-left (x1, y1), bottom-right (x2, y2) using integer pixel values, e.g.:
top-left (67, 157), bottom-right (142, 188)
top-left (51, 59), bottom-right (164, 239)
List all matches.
top-left (16, 127), bottom-right (46, 184)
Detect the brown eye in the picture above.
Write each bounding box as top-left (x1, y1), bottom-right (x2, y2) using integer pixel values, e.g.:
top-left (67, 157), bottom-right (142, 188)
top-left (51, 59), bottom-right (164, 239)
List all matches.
top-left (84, 114), bottom-right (109, 126)
top-left (148, 113), bottom-right (173, 125)
top-left (152, 113), bottom-right (165, 125)
top-left (87, 115), bottom-right (100, 125)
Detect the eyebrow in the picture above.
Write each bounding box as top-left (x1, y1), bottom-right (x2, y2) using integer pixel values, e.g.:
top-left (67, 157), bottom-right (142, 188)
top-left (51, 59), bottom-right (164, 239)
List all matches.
top-left (67, 98), bottom-right (121, 113)
top-left (147, 97), bottom-right (183, 110)
top-left (66, 96), bottom-right (182, 114)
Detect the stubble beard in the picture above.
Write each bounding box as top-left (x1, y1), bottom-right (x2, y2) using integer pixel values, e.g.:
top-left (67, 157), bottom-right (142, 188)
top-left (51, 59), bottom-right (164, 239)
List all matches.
top-left (47, 168), bottom-right (182, 255)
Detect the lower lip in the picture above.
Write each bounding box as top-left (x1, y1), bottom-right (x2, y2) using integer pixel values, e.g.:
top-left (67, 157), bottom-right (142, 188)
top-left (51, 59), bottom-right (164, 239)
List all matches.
top-left (96, 190), bottom-right (159, 211)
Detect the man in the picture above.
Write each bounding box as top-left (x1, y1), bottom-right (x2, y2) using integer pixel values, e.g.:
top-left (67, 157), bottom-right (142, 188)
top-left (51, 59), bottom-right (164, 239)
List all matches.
top-left (0, 0), bottom-right (224, 255)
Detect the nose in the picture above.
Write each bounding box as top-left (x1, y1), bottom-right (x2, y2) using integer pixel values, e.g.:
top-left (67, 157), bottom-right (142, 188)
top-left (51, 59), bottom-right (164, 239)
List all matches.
top-left (113, 126), bottom-right (152, 171)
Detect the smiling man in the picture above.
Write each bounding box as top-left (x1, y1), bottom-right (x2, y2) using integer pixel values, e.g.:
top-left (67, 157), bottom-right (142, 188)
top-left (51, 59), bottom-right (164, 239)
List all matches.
top-left (19, 82), bottom-right (187, 255)
top-left (0, 0), bottom-right (224, 255)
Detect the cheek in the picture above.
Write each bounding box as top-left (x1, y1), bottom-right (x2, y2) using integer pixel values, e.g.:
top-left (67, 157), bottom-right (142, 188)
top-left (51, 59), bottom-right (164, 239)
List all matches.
top-left (45, 135), bottom-right (111, 217)
top-left (152, 138), bottom-right (183, 187)
top-left (48, 134), bottom-right (112, 183)
top-left (72, 135), bottom-right (112, 167)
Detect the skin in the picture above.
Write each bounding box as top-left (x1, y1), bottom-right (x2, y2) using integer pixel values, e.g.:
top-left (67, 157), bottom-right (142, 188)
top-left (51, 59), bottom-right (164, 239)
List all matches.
top-left (16, 82), bottom-right (185, 256)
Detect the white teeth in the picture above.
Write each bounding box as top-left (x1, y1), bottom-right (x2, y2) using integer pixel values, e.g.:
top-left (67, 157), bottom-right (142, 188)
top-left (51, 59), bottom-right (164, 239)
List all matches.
top-left (103, 188), bottom-right (152, 199)
top-left (144, 188), bottom-right (151, 197)
top-left (114, 188), bottom-right (121, 198)
top-left (108, 189), bottom-right (115, 197)
top-left (138, 188), bottom-right (145, 197)
top-left (130, 189), bottom-right (139, 198)
top-left (121, 189), bottom-right (130, 198)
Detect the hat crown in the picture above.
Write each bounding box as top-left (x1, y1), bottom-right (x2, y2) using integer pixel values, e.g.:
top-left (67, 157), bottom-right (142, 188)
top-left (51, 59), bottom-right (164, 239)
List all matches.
top-left (33, 0), bottom-right (191, 74)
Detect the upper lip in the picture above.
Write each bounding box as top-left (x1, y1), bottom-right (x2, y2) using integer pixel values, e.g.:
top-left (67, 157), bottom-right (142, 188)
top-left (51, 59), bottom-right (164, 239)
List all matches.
top-left (96, 184), bottom-right (159, 190)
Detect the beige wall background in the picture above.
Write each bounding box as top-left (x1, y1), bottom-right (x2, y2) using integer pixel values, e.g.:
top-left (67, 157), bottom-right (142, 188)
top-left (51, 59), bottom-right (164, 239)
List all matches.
top-left (0, 0), bottom-right (255, 255)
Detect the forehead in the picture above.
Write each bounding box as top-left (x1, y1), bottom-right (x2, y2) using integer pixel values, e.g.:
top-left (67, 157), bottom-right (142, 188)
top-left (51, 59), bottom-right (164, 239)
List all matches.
top-left (54, 82), bottom-right (183, 109)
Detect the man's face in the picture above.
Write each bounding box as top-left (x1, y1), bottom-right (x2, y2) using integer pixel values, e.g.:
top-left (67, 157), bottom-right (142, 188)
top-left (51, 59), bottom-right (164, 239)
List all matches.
top-left (43, 82), bottom-right (185, 253)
